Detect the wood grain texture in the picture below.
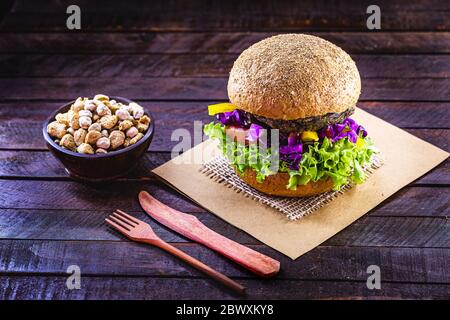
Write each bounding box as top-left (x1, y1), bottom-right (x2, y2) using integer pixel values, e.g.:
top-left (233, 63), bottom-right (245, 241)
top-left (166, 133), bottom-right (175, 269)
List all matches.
top-left (1, 119), bottom-right (448, 151)
top-left (0, 179), bottom-right (450, 216)
top-left (1, 275), bottom-right (449, 299)
top-left (0, 0), bottom-right (449, 300)
top-left (1, 32), bottom-right (450, 54)
top-left (0, 150), bottom-right (448, 186)
top-left (0, 186), bottom-right (448, 246)
top-left (0, 151), bottom-right (167, 179)
top-left (0, 180), bottom-right (200, 212)
top-left (2, 0), bottom-right (450, 31)
top-left (1, 54), bottom-right (449, 78)
top-left (0, 180), bottom-right (447, 214)
top-left (3, 101), bottom-right (450, 128)
top-left (0, 240), bottom-right (449, 283)
top-left (1, 99), bottom-right (448, 152)
top-left (1, 78), bottom-right (449, 101)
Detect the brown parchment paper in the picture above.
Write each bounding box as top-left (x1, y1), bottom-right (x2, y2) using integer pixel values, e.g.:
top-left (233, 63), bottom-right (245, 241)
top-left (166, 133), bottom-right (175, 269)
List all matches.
top-left (152, 108), bottom-right (449, 259)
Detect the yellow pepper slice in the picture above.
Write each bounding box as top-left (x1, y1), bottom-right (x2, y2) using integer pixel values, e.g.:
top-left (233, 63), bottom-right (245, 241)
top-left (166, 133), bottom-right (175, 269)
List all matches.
top-left (208, 103), bottom-right (237, 116)
top-left (356, 137), bottom-right (365, 149)
top-left (301, 131), bottom-right (319, 142)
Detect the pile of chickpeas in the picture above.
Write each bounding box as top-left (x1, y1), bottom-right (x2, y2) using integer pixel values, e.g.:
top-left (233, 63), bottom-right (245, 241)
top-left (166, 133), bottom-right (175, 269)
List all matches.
top-left (47, 94), bottom-right (151, 154)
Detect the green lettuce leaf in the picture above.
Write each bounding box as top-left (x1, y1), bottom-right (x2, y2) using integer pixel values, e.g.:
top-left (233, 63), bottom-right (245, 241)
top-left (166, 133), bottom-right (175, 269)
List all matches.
top-left (204, 122), bottom-right (377, 191)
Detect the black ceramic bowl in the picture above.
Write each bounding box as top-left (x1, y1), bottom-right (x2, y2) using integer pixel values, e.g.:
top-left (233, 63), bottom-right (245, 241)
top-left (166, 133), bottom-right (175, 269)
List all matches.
top-left (43, 97), bottom-right (155, 182)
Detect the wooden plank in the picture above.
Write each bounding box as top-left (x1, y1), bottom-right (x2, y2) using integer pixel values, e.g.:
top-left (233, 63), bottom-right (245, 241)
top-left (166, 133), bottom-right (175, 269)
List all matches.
top-left (1, 78), bottom-right (449, 101)
top-left (2, 101), bottom-right (449, 128)
top-left (0, 179), bottom-right (448, 217)
top-left (0, 180), bottom-right (201, 213)
top-left (0, 208), bottom-right (253, 243)
top-left (407, 129), bottom-right (449, 153)
top-left (1, 203), bottom-right (449, 245)
top-left (3, 0), bottom-right (450, 31)
top-left (1, 32), bottom-right (449, 54)
top-left (414, 159), bottom-right (450, 185)
top-left (0, 149), bottom-right (448, 186)
top-left (359, 102), bottom-right (450, 129)
top-left (1, 102), bottom-right (449, 153)
top-left (0, 189), bottom-right (448, 246)
top-left (0, 240), bottom-right (449, 283)
top-left (0, 77), bottom-right (228, 100)
top-left (1, 275), bottom-right (449, 299)
top-left (0, 121), bottom-right (196, 152)
top-left (2, 180), bottom-right (447, 215)
top-left (10, 0), bottom-right (450, 14)
top-left (0, 151), bottom-right (168, 179)
top-left (1, 54), bottom-right (448, 78)
top-left (1, 114), bottom-right (448, 151)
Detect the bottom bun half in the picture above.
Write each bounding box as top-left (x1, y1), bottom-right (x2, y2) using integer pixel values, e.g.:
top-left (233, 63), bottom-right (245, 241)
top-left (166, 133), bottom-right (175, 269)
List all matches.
top-left (234, 166), bottom-right (333, 197)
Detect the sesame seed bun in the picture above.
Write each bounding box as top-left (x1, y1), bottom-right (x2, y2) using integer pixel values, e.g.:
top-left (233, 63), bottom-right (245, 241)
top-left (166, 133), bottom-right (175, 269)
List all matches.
top-left (227, 34), bottom-right (361, 120)
top-left (235, 167), bottom-right (333, 197)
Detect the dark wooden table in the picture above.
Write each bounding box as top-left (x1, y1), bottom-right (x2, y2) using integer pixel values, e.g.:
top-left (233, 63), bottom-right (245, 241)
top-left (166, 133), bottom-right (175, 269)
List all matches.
top-left (0, 0), bottom-right (449, 299)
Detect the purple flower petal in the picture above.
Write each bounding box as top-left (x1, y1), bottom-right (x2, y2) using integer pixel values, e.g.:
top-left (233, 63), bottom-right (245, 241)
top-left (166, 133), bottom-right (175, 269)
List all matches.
top-left (216, 109), bottom-right (251, 127)
top-left (347, 130), bottom-right (358, 143)
top-left (279, 132), bottom-right (303, 170)
top-left (357, 125), bottom-right (368, 137)
top-left (319, 117), bottom-right (368, 143)
top-left (334, 123), bottom-right (347, 132)
top-left (246, 123), bottom-right (263, 142)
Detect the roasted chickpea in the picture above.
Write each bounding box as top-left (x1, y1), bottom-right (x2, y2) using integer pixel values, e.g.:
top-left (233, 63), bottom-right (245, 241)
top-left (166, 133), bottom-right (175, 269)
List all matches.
top-left (71, 97), bottom-right (85, 112)
top-left (77, 143), bottom-right (94, 154)
top-left (94, 94), bottom-right (109, 101)
top-left (119, 119), bottom-right (133, 131)
top-left (129, 132), bottom-right (144, 145)
top-left (100, 115), bottom-right (118, 130)
top-left (59, 134), bottom-right (76, 151)
top-left (130, 103), bottom-right (144, 119)
top-left (78, 110), bottom-right (92, 118)
top-left (126, 126), bottom-right (139, 138)
top-left (137, 115), bottom-right (151, 132)
top-left (96, 137), bottom-right (111, 150)
top-left (85, 130), bottom-right (102, 145)
top-left (96, 103), bottom-right (111, 117)
top-left (88, 123), bottom-right (102, 132)
top-left (55, 113), bottom-right (69, 126)
top-left (68, 112), bottom-right (80, 130)
top-left (123, 137), bottom-right (131, 148)
top-left (47, 121), bottom-right (66, 139)
top-left (50, 95), bottom-right (150, 154)
top-left (116, 108), bottom-right (131, 121)
top-left (84, 100), bottom-right (97, 112)
top-left (109, 130), bottom-right (125, 149)
top-left (79, 116), bottom-right (92, 129)
top-left (74, 128), bottom-right (87, 146)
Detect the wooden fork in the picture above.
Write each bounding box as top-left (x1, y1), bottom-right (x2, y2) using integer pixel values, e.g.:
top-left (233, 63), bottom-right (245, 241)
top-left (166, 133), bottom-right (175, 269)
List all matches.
top-left (105, 209), bottom-right (246, 295)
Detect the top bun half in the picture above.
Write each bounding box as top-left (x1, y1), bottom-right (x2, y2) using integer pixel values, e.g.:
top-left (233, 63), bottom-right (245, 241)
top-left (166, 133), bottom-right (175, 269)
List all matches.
top-left (227, 34), bottom-right (361, 120)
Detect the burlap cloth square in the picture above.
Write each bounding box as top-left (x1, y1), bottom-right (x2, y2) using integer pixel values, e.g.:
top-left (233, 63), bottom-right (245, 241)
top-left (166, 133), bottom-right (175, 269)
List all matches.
top-left (201, 155), bottom-right (383, 220)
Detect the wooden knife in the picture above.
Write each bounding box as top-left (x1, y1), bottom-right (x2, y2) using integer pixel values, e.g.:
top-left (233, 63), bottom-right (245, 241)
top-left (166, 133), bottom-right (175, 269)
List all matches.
top-left (138, 191), bottom-right (280, 278)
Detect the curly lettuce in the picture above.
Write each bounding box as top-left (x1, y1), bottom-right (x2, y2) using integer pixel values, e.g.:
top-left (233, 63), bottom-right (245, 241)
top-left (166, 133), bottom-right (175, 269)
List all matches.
top-left (204, 122), bottom-right (377, 191)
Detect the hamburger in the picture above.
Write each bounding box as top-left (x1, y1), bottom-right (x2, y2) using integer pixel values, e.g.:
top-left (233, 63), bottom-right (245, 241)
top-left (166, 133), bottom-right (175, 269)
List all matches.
top-left (204, 34), bottom-right (377, 197)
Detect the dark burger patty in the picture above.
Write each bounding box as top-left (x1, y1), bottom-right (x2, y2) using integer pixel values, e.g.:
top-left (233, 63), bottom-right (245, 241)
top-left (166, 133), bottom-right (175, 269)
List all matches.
top-left (251, 106), bottom-right (355, 133)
